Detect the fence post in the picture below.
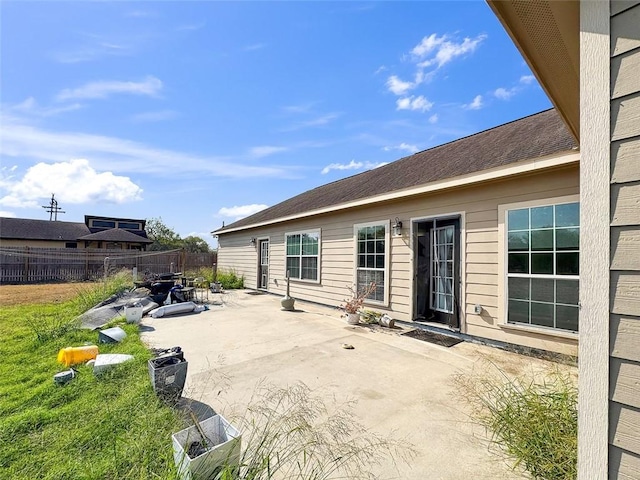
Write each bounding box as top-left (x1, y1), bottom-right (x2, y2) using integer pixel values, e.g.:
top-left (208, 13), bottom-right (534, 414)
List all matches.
top-left (23, 246), bottom-right (30, 283)
top-left (104, 257), bottom-right (109, 282)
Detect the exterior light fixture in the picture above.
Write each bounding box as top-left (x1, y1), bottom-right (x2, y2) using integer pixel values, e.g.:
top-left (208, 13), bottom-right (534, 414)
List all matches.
top-left (250, 237), bottom-right (257, 246)
top-left (392, 217), bottom-right (403, 236)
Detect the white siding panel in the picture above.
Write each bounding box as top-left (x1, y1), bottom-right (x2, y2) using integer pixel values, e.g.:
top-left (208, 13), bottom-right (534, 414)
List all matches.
top-left (610, 401), bottom-right (640, 455)
top-left (611, 227), bottom-right (640, 270)
top-left (610, 357), bottom-right (640, 409)
top-left (611, 272), bottom-right (640, 315)
top-left (611, 47), bottom-right (640, 99)
top-left (611, 93), bottom-right (640, 141)
top-left (609, 446), bottom-right (640, 480)
top-left (611, 315), bottom-right (640, 362)
top-left (611, 182), bottom-right (640, 226)
top-left (612, 137), bottom-right (640, 183)
top-left (611, 4), bottom-right (640, 56)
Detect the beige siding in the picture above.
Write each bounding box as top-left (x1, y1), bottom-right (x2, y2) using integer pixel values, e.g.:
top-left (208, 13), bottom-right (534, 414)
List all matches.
top-left (219, 164), bottom-right (579, 355)
top-left (610, 3), bottom-right (640, 476)
top-left (0, 239), bottom-right (84, 248)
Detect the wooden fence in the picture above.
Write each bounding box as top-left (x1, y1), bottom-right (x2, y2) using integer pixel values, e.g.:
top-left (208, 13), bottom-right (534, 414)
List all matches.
top-left (0, 247), bottom-right (217, 284)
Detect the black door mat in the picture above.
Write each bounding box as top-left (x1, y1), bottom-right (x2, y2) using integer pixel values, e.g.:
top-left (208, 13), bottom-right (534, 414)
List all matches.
top-left (402, 329), bottom-right (464, 348)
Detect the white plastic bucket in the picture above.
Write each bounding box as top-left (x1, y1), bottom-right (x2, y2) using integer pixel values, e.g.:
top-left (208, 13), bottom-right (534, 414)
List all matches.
top-left (125, 305), bottom-right (143, 324)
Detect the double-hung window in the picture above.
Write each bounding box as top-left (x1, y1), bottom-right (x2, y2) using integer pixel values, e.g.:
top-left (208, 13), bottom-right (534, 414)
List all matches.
top-left (355, 222), bottom-right (388, 303)
top-left (285, 231), bottom-right (320, 282)
top-left (505, 200), bottom-right (579, 332)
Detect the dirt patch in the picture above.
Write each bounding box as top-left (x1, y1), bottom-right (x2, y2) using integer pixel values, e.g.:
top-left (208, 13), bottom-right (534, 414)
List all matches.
top-left (0, 283), bottom-right (97, 306)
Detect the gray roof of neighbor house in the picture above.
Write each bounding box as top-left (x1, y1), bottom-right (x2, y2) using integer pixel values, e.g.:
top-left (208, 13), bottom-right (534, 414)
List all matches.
top-left (215, 109), bottom-right (577, 234)
top-left (77, 228), bottom-right (153, 243)
top-left (0, 217), bottom-right (90, 241)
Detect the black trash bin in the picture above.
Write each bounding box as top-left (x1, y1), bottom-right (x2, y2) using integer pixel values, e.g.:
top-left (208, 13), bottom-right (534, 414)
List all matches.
top-left (148, 348), bottom-right (188, 403)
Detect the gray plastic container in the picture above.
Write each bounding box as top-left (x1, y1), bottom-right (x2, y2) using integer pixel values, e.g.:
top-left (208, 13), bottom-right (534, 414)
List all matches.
top-left (148, 353), bottom-right (188, 402)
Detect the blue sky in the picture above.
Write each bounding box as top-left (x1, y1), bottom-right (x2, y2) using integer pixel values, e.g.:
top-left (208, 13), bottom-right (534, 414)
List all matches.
top-left (0, 1), bottom-right (551, 247)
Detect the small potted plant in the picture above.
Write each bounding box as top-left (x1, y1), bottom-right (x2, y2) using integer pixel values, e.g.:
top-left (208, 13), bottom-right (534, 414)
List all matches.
top-left (340, 282), bottom-right (376, 325)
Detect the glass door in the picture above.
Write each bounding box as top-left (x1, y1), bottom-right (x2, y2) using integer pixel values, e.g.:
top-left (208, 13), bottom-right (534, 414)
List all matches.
top-left (258, 239), bottom-right (269, 289)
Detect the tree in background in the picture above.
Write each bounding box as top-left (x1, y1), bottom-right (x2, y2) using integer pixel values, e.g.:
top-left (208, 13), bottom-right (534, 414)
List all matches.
top-left (146, 217), bottom-right (184, 251)
top-left (182, 235), bottom-right (211, 253)
top-left (145, 217), bottom-right (211, 252)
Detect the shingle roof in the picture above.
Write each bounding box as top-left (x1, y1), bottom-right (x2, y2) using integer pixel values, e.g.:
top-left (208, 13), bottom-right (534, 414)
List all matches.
top-left (0, 217), bottom-right (90, 241)
top-left (216, 109), bottom-right (577, 233)
top-left (77, 229), bottom-right (152, 243)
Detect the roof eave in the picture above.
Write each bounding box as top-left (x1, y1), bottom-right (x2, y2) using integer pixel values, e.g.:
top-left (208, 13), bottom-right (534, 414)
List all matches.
top-left (214, 150), bottom-right (579, 235)
top-left (487, 0), bottom-right (580, 141)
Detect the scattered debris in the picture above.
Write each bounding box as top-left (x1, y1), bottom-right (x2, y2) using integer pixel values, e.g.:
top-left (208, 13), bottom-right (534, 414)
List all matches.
top-left (93, 353), bottom-right (134, 375)
top-left (54, 368), bottom-right (77, 385)
top-left (57, 345), bottom-right (99, 366)
top-left (148, 302), bottom-right (201, 318)
top-left (98, 326), bottom-right (127, 343)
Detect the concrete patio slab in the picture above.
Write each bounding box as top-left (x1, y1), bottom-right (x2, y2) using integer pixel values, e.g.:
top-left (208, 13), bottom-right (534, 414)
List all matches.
top-left (141, 290), bottom-right (565, 479)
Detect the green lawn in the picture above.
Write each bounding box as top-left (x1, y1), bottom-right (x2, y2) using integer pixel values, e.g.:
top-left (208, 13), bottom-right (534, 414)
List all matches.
top-left (0, 281), bottom-right (185, 479)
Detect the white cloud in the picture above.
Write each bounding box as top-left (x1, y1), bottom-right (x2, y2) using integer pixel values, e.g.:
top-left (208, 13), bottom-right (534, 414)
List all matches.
top-left (466, 95), bottom-right (483, 110)
top-left (396, 95), bottom-right (433, 112)
top-left (56, 76), bottom-right (162, 102)
top-left (520, 74), bottom-right (535, 84)
top-left (0, 210), bottom-right (16, 217)
top-left (176, 22), bottom-right (206, 32)
top-left (374, 65), bottom-right (387, 75)
top-left (0, 159), bottom-right (142, 208)
top-left (321, 159), bottom-right (388, 175)
top-left (428, 114), bottom-right (439, 124)
top-left (130, 110), bottom-right (178, 122)
top-left (9, 97), bottom-right (84, 117)
top-left (244, 43), bottom-right (266, 51)
top-left (52, 42), bottom-right (132, 64)
top-left (249, 146), bottom-right (288, 158)
top-left (386, 75), bottom-right (415, 95)
top-left (218, 204), bottom-right (268, 220)
top-left (281, 112), bottom-right (341, 131)
top-left (413, 33), bottom-right (487, 69)
top-left (494, 87), bottom-right (517, 100)
top-left (0, 116), bottom-right (288, 179)
top-left (383, 143), bottom-right (419, 154)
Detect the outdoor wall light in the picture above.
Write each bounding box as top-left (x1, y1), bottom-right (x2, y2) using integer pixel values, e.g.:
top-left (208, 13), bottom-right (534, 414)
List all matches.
top-left (392, 217), bottom-right (403, 236)
top-left (250, 237), bottom-right (257, 246)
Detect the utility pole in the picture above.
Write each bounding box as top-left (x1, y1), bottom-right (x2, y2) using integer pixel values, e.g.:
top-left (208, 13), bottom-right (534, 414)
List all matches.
top-left (42, 194), bottom-right (65, 221)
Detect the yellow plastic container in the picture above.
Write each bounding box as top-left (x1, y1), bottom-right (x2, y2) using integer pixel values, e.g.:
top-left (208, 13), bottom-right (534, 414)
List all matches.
top-left (57, 345), bottom-right (99, 367)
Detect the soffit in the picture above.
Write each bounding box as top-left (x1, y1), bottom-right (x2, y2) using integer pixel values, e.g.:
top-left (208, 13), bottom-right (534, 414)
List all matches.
top-left (487, 0), bottom-right (580, 140)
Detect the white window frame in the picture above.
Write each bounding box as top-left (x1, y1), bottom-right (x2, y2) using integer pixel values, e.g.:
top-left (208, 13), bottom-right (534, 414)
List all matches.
top-left (498, 194), bottom-right (580, 337)
top-left (353, 220), bottom-right (390, 307)
top-left (284, 229), bottom-right (321, 284)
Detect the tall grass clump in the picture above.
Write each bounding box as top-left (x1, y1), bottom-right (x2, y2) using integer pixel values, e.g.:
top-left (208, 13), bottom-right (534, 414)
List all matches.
top-left (216, 269), bottom-right (244, 289)
top-left (25, 270), bottom-right (133, 344)
top-left (455, 366), bottom-right (577, 480)
top-left (211, 382), bottom-right (414, 480)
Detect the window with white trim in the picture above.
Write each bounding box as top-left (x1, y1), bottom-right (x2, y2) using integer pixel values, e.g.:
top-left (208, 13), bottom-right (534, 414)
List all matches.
top-left (355, 223), bottom-right (387, 303)
top-left (506, 201), bottom-right (579, 332)
top-left (285, 231), bottom-right (320, 281)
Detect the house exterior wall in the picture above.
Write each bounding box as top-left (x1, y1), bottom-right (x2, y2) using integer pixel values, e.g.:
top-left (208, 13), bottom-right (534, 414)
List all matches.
top-left (609, 1), bottom-right (640, 477)
top-left (218, 163), bottom-right (579, 355)
top-left (0, 239), bottom-right (85, 248)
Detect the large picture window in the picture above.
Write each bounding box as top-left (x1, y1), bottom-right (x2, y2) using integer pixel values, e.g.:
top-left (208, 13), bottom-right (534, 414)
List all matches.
top-left (355, 223), bottom-right (387, 303)
top-left (285, 231), bottom-right (320, 281)
top-left (506, 201), bottom-right (579, 332)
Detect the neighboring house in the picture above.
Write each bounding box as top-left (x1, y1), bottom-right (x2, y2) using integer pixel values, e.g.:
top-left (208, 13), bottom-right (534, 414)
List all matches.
top-left (488, 1), bottom-right (639, 478)
top-left (0, 215), bottom-right (152, 250)
top-left (214, 108), bottom-right (581, 356)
